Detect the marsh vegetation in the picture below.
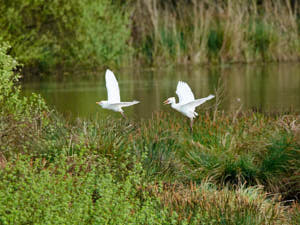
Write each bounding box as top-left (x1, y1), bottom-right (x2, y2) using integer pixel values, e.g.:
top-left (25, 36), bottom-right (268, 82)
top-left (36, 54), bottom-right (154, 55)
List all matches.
top-left (1, 44), bottom-right (300, 224)
top-left (1, 0), bottom-right (300, 224)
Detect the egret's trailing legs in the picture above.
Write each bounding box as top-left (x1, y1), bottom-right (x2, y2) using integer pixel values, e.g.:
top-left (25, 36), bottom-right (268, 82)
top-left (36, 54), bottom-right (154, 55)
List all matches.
top-left (190, 119), bottom-right (193, 132)
top-left (120, 111), bottom-right (126, 119)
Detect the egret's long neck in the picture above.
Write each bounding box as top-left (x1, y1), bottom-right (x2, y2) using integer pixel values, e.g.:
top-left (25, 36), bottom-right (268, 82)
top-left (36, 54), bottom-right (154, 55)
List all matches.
top-left (170, 99), bottom-right (177, 108)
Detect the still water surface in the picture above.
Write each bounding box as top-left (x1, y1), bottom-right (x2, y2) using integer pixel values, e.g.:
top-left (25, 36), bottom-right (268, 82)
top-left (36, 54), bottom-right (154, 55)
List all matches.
top-left (22, 64), bottom-right (300, 119)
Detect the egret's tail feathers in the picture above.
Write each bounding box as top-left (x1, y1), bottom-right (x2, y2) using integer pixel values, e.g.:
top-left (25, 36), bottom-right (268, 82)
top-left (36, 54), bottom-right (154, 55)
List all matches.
top-left (195, 94), bottom-right (215, 106)
top-left (113, 101), bottom-right (140, 108)
top-left (123, 100), bottom-right (139, 107)
top-left (206, 94), bottom-right (215, 100)
top-left (182, 95), bottom-right (215, 109)
top-left (132, 100), bottom-right (140, 105)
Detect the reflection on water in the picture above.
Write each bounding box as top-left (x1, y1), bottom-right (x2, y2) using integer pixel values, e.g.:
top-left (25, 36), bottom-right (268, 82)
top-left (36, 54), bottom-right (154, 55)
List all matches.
top-left (22, 64), bottom-right (300, 119)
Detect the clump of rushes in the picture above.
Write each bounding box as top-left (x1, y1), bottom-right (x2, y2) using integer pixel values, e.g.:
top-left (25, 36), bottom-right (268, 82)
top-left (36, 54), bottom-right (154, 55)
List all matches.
top-left (145, 182), bottom-right (295, 224)
top-left (180, 112), bottom-right (300, 200)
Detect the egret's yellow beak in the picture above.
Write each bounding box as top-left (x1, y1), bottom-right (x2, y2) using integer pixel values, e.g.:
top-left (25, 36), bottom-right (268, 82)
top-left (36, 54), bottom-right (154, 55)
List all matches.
top-left (96, 102), bottom-right (100, 104)
top-left (163, 100), bottom-right (169, 105)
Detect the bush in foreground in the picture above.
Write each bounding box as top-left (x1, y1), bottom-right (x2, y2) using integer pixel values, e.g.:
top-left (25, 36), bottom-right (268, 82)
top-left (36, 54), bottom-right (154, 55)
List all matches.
top-left (0, 155), bottom-right (175, 225)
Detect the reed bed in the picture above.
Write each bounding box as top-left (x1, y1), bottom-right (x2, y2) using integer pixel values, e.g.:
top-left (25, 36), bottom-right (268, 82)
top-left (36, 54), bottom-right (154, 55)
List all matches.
top-left (132, 0), bottom-right (300, 65)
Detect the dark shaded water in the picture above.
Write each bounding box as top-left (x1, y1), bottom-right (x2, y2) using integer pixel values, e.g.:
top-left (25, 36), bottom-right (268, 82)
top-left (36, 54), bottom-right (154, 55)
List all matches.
top-left (22, 64), bottom-right (300, 119)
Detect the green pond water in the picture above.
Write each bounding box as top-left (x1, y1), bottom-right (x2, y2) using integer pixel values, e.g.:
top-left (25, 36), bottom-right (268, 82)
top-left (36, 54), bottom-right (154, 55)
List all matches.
top-left (22, 64), bottom-right (300, 119)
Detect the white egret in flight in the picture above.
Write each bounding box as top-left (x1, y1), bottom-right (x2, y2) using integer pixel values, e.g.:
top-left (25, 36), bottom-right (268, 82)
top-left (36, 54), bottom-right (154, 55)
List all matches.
top-left (96, 69), bottom-right (139, 118)
top-left (163, 81), bottom-right (214, 131)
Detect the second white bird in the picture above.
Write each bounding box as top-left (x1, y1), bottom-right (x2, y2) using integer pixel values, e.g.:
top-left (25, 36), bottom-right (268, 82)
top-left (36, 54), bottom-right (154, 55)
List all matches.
top-left (163, 81), bottom-right (215, 130)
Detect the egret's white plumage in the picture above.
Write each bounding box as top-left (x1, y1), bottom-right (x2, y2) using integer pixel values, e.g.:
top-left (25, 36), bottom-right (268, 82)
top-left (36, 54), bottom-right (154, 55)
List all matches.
top-left (176, 81), bottom-right (195, 104)
top-left (164, 81), bottom-right (215, 130)
top-left (96, 69), bottom-right (139, 117)
top-left (105, 69), bottom-right (120, 103)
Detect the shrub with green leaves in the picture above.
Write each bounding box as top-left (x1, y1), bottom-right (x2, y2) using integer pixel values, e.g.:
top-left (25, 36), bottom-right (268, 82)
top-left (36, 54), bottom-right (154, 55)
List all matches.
top-left (0, 0), bottom-right (131, 75)
top-left (0, 43), bottom-right (49, 155)
top-left (0, 155), bottom-right (176, 224)
top-left (0, 43), bottom-right (21, 109)
top-left (0, 43), bottom-right (47, 114)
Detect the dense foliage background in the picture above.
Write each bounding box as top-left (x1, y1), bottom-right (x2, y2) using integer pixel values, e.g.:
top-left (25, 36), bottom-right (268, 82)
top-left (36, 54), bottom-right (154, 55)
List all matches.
top-left (1, 0), bottom-right (300, 76)
top-left (0, 0), bottom-right (131, 75)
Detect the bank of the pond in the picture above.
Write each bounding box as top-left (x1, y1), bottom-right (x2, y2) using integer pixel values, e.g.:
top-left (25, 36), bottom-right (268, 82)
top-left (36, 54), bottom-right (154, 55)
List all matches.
top-left (2, 0), bottom-right (300, 76)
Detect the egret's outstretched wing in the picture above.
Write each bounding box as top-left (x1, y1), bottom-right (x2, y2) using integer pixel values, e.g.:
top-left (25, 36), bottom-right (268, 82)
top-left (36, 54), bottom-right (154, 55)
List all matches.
top-left (105, 69), bottom-right (120, 103)
top-left (176, 81), bottom-right (195, 104)
top-left (181, 95), bottom-right (215, 110)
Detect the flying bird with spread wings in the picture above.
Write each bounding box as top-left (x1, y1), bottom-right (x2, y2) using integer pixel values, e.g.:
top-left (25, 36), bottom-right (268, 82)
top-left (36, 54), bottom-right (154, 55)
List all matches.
top-left (96, 69), bottom-right (139, 118)
top-left (163, 81), bottom-right (214, 131)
